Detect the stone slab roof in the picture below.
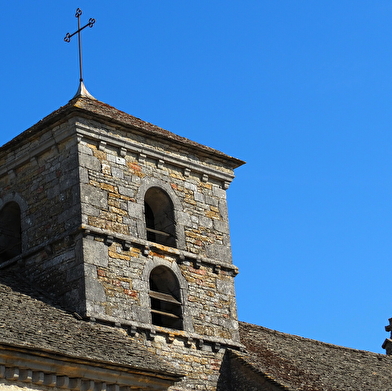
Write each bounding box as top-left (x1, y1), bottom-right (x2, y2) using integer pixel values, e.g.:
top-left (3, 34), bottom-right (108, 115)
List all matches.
top-left (0, 269), bottom-right (183, 379)
top-left (0, 97), bottom-right (245, 169)
top-left (238, 321), bottom-right (392, 391)
top-left (4, 268), bottom-right (390, 390)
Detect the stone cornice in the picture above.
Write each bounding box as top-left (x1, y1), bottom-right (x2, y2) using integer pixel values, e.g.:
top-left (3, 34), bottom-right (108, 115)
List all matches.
top-left (0, 116), bottom-right (236, 189)
top-left (0, 343), bottom-right (182, 390)
top-left (82, 315), bottom-right (244, 353)
top-left (0, 225), bottom-right (239, 275)
top-left (75, 121), bottom-right (235, 187)
top-left (81, 224), bottom-right (239, 275)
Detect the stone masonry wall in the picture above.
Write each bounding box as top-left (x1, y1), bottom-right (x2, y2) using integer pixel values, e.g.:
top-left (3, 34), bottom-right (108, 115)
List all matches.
top-left (76, 117), bottom-right (239, 339)
top-left (76, 117), bottom-right (242, 390)
top-left (147, 334), bottom-right (227, 391)
top-left (0, 121), bottom-right (85, 312)
top-left (82, 237), bottom-right (238, 339)
top-left (77, 117), bottom-right (234, 261)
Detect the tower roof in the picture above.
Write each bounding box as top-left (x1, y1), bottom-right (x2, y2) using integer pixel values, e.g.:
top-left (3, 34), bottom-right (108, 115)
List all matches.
top-left (1, 96), bottom-right (245, 170)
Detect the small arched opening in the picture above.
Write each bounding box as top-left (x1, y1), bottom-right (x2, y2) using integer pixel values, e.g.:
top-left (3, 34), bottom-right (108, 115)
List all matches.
top-left (144, 187), bottom-right (176, 247)
top-left (149, 266), bottom-right (183, 330)
top-left (0, 202), bottom-right (22, 262)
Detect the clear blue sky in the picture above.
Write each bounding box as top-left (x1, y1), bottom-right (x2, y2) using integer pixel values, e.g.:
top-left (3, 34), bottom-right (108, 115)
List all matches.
top-left (1, 1), bottom-right (392, 353)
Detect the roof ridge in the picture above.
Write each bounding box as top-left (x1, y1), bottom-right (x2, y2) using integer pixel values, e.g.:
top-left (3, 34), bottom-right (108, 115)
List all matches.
top-left (239, 321), bottom-right (386, 356)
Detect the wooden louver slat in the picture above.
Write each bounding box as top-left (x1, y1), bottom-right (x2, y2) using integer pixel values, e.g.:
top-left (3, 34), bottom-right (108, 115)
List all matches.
top-left (149, 290), bottom-right (181, 304)
top-left (151, 309), bottom-right (180, 319)
top-left (146, 227), bottom-right (170, 237)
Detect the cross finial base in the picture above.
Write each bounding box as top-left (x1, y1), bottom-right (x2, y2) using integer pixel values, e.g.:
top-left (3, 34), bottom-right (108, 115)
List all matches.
top-left (73, 81), bottom-right (96, 100)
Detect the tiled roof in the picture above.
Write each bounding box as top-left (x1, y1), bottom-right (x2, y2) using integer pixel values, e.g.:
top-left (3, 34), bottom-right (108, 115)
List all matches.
top-left (238, 322), bottom-right (392, 391)
top-left (0, 270), bottom-right (183, 378)
top-left (0, 97), bottom-right (245, 169)
top-left (3, 268), bottom-right (390, 390)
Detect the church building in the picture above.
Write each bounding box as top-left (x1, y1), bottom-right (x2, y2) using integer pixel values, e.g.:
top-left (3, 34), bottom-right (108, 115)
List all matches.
top-left (2, 53), bottom-right (392, 390)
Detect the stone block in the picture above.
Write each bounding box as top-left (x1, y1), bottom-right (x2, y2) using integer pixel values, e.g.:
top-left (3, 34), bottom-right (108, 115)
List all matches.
top-left (79, 144), bottom-right (93, 156)
top-left (85, 264), bottom-right (107, 304)
top-left (80, 154), bottom-right (101, 171)
top-left (81, 183), bottom-right (108, 209)
top-left (79, 167), bottom-right (89, 183)
top-left (112, 166), bottom-right (124, 179)
top-left (84, 239), bottom-right (108, 267)
top-left (194, 192), bottom-right (205, 202)
top-left (118, 185), bottom-right (135, 198)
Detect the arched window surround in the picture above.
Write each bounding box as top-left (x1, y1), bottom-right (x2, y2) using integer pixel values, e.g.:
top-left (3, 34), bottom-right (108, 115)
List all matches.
top-left (141, 258), bottom-right (193, 332)
top-left (149, 265), bottom-right (183, 330)
top-left (0, 192), bottom-right (28, 262)
top-left (136, 179), bottom-right (185, 249)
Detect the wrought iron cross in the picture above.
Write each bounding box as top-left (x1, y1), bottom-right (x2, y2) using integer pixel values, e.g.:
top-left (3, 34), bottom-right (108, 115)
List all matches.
top-left (64, 8), bottom-right (95, 83)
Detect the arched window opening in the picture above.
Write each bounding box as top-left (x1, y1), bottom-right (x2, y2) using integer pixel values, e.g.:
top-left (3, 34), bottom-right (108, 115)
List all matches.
top-left (144, 187), bottom-right (176, 247)
top-left (149, 266), bottom-right (183, 330)
top-left (0, 202), bottom-right (22, 262)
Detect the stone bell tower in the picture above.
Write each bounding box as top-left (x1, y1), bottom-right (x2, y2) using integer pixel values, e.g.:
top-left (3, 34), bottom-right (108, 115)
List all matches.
top-left (0, 93), bottom-right (244, 389)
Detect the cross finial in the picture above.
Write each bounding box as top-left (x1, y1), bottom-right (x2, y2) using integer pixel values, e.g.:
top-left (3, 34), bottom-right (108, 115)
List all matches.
top-left (64, 8), bottom-right (96, 99)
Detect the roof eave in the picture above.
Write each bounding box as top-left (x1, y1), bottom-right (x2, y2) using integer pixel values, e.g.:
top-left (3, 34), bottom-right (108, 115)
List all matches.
top-left (0, 97), bottom-right (246, 169)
